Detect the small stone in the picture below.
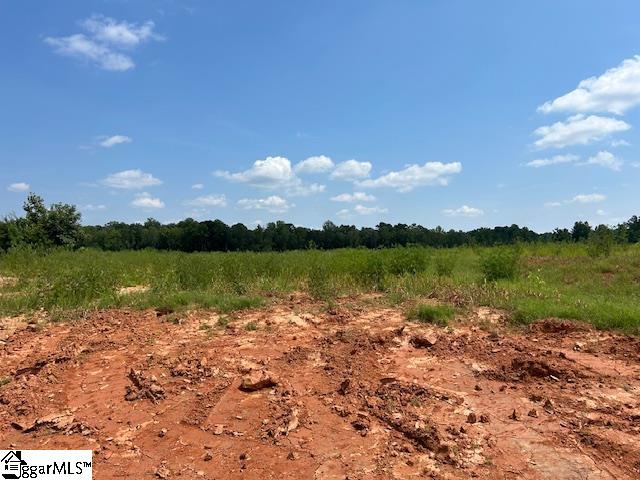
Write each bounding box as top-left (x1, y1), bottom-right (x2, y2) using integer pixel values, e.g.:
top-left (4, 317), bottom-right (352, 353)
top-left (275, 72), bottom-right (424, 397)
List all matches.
top-left (158, 428), bottom-right (167, 438)
top-left (543, 399), bottom-right (555, 413)
top-left (467, 412), bottom-right (477, 424)
top-left (213, 424), bottom-right (224, 435)
top-left (239, 452), bottom-right (248, 461)
top-left (202, 451), bottom-right (213, 461)
top-left (239, 370), bottom-right (277, 392)
top-left (509, 409), bottom-right (519, 421)
top-left (287, 451), bottom-right (299, 460)
top-left (528, 409), bottom-right (539, 418)
top-left (474, 384), bottom-right (482, 391)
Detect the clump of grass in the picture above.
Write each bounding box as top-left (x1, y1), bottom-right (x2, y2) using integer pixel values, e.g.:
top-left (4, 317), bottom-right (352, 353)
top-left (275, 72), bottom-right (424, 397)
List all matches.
top-left (434, 254), bottom-right (455, 277)
top-left (308, 263), bottom-right (333, 300)
top-left (245, 321), bottom-right (258, 331)
top-left (479, 247), bottom-right (520, 281)
top-left (216, 315), bottom-right (230, 328)
top-left (406, 304), bottom-right (454, 326)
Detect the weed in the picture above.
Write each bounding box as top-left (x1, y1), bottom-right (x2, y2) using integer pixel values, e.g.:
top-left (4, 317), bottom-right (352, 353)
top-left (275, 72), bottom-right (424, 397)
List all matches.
top-left (479, 247), bottom-right (520, 281)
top-left (406, 304), bottom-right (455, 326)
top-left (245, 321), bottom-right (258, 331)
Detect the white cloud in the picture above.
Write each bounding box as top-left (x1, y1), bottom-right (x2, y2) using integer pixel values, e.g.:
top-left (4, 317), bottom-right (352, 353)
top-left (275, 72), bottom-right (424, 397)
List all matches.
top-left (533, 114), bottom-right (630, 149)
top-left (354, 204), bottom-right (388, 215)
top-left (101, 169), bottom-right (162, 189)
top-left (544, 201), bottom-right (563, 208)
top-left (237, 195), bottom-right (292, 213)
top-left (45, 15), bottom-right (162, 71)
top-left (330, 160), bottom-right (372, 181)
top-left (82, 15), bottom-right (162, 48)
top-left (631, 162), bottom-right (640, 168)
top-left (44, 34), bottom-right (134, 72)
top-left (100, 135), bottom-right (132, 148)
top-left (336, 209), bottom-right (351, 219)
top-left (443, 205), bottom-right (484, 217)
top-left (216, 156), bottom-right (295, 186)
top-left (80, 204), bottom-right (107, 211)
top-left (7, 182), bottom-right (30, 192)
top-left (583, 151), bottom-right (623, 171)
top-left (191, 183), bottom-right (204, 189)
top-left (216, 156), bottom-right (324, 196)
top-left (525, 154), bottom-right (579, 168)
top-left (185, 194), bottom-right (227, 207)
top-left (571, 193), bottom-right (606, 203)
top-left (358, 161), bottom-right (462, 192)
top-left (596, 209), bottom-right (607, 216)
top-left (538, 56), bottom-right (640, 115)
top-left (611, 139), bottom-right (630, 147)
top-left (294, 155), bottom-right (334, 174)
top-left (331, 192), bottom-right (376, 203)
top-left (131, 192), bottom-right (165, 209)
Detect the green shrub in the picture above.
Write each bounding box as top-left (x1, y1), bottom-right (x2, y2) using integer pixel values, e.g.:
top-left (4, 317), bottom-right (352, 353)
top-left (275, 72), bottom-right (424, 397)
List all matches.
top-left (386, 248), bottom-right (427, 275)
top-left (308, 263), bottom-right (333, 300)
top-left (586, 226), bottom-right (614, 258)
top-left (406, 304), bottom-right (454, 326)
top-left (357, 254), bottom-right (386, 290)
top-left (434, 254), bottom-right (455, 277)
top-left (479, 247), bottom-right (520, 281)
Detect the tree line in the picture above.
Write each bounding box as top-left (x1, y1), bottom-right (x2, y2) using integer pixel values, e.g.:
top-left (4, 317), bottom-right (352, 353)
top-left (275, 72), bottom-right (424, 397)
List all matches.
top-left (1, 194), bottom-right (639, 252)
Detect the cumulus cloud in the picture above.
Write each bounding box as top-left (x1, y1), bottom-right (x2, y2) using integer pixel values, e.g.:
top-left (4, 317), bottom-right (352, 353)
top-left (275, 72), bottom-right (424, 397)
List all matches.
top-left (545, 193), bottom-right (606, 207)
top-left (571, 193), bottom-right (606, 203)
top-left (358, 161), bottom-right (462, 192)
top-left (525, 154), bottom-right (579, 168)
top-left (294, 155), bottom-right (334, 174)
top-left (538, 56), bottom-right (640, 115)
top-left (330, 192), bottom-right (376, 203)
top-left (101, 169), bottom-right (162, 189)
top-left (532, 114), bottom-right (630, 149)
top-left (582, 151), bottom-right (623, 171)
top-left (100, 135), bottom-right (132, 148)
top-left (45, 15), bottom-right (162, 71)
top-left (354, 204), bottom-right (388, 215)
top-left (80, 204), bottom-right (107, 211)
top-left (443, 205), bottom-right (484, 217)
top-left (7, 182), bottom-right (30, 192)
top-left (237, 195), bottom-right (292, 213)
top-left (185, 194), bottom-right (227, 207)
top-left (82, 15), bottom-right (162, 47)
top-left (131, 192), bottom-right (165, 209)
top-left (216, 156), bottom-right (324, 196)
top-left (330, 160), bottom-right (372, 181)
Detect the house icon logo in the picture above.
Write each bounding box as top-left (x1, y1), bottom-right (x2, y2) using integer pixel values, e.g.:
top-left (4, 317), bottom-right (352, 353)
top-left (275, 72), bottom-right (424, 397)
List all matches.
top-left (1, 451), bottom-right (26, 480)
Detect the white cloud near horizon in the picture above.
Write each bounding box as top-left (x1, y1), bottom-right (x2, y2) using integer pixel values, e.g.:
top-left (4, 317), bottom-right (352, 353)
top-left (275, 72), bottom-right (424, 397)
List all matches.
top-left (7, 182), bottom-right (30, 192)
top-left (215, 156), bottom-right (325, 197)
top-left (237, 195), bottom-right (292, 213)
top-left (358, 161), bottom-right (462, 192)
top-left (533, 114), bottom-right (630, 149)
top-left (571, 193), bottom-right (606, 203)
top-left (525, 154), bottom-right (579, 168)
top-left (101, 169), bottom-right (162, 189)
top-left (185, 194), bottom-right (227, 207)
top-left (330, 160), bottom-right (372, 181)
top-left (354, 204), bottom-right (388, 215)
top-left (80, 204), bottom-right (107, 211)
top-left (131, 192), bottom-right (165, 209)
top-left (100, 135), bottom-right (132, 147)
top-left (538, 56), bottom-right (640, 115)
top-left (330, 192), bottom-right (376, 203)
top-left (294, 155), bottom-right (334, 174)
top-left (45, 15), bottom-right (162, 71)
top-left (583, 151), bottom-right (623, 171)
top-left (443, 205), bottom-right (484, 217)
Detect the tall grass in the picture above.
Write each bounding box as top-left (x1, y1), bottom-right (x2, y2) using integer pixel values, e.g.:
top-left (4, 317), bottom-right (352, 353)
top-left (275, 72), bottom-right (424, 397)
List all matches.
top-left (0, 244), bottom-right (639, 333)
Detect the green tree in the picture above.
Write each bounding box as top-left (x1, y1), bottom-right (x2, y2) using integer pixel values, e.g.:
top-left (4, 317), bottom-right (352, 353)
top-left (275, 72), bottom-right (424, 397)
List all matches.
top-left (19, 194), bottom-right (82, 248)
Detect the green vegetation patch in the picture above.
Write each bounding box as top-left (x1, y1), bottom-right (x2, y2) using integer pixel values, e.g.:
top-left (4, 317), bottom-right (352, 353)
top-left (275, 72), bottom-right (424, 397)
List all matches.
top-left (406, 304), bottom-right (455, 326)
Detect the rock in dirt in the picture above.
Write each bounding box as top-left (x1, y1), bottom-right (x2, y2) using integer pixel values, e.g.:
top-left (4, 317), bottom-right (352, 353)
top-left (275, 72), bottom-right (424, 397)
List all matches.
top-left (239, 370), bottom-right (278, 392)
top-left (466, 412), bottom-right (477, 424)
top-left (410, 333), bottom-right (438, 349)
top-left (125, 369), bottom-right (165, 403)
top-left (509, 409), bottom-right (520, 421)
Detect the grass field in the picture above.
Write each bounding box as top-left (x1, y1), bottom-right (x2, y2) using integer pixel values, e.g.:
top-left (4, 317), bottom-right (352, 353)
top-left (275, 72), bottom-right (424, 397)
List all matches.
top-left (1, 243), bottom-right (639, 333)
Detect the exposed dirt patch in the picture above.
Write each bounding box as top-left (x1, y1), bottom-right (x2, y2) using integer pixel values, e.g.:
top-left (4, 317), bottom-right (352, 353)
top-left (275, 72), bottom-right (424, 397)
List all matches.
top-left (1, 302), bottom-right (639, 479)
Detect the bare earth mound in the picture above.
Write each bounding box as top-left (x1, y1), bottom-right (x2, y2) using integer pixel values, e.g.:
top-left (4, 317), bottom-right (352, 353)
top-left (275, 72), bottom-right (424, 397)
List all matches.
top-left (1, 297), bottom-right (639, 479)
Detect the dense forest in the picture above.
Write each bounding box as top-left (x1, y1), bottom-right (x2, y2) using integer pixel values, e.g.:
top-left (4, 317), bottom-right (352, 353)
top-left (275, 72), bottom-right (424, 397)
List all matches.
top-left (1, 194), bottom-right (639, 252)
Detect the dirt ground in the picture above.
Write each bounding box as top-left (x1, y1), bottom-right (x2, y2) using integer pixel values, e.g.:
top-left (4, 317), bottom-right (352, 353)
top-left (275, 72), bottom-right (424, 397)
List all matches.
top-left (1, 295), bottom-right (639, 479)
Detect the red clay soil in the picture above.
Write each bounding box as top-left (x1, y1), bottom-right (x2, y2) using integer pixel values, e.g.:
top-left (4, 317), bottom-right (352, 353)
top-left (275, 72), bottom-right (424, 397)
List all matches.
top-left (1, 296), bottom-right (639, 479)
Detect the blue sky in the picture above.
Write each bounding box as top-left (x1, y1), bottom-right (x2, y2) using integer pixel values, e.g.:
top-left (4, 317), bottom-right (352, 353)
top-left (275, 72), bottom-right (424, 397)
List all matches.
top-left (1, 1), bottom-right (639, 231)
